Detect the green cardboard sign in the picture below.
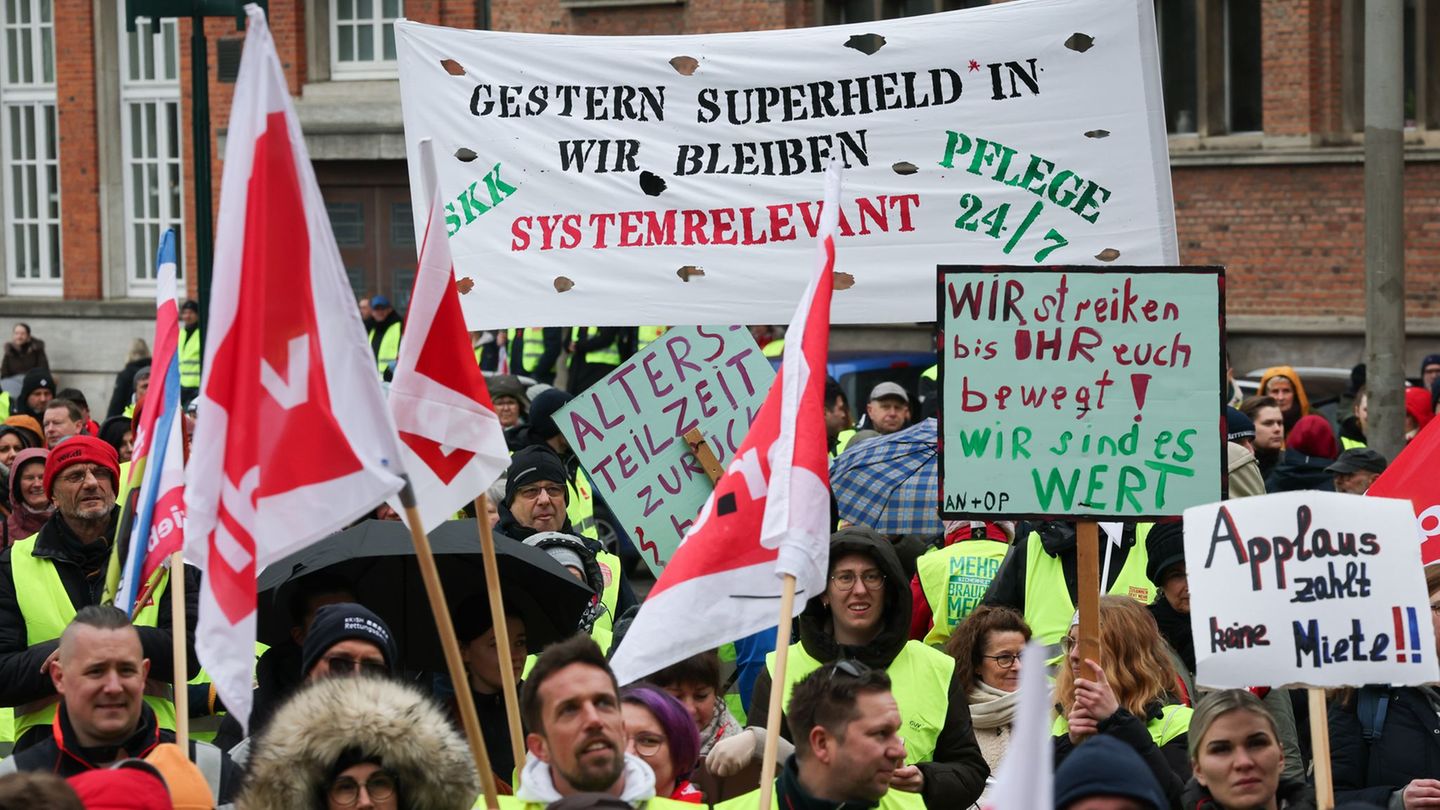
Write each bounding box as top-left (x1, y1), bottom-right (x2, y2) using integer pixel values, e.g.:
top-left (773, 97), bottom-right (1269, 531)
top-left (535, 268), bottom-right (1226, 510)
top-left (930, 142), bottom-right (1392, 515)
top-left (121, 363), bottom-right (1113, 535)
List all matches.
top-left (556, 326), bottom-right (775, 574)
top-left (937, 266), bottom-right (1224, 519)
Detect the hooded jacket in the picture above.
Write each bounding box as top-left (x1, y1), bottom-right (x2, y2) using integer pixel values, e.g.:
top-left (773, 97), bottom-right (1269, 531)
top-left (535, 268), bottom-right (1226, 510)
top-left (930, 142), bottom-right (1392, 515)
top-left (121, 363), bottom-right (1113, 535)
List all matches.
top-left (3, 447), bottom-right (50, 546)
top-left (1257, 367), bottom-right (1312, 431)
top-left (1180, 775), bottom-right (1317, 810)
top-left (514, 751), bottom-right (656, 806)
top-left (748, 528), bottom-right (989, 809)
top-left (237, 675), bottom-right (479, 809)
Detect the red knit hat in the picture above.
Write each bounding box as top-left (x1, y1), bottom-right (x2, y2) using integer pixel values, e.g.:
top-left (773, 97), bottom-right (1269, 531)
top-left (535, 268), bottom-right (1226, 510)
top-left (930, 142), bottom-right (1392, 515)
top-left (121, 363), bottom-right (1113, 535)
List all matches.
top-left (68, 764), bottom-right (171, 809)
top-left (43, 435), bottom-right (120, 499)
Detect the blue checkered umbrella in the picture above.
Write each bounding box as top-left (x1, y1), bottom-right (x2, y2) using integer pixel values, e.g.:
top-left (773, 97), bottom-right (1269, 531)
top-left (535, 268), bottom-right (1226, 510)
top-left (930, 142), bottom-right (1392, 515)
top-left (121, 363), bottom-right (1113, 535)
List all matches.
top-left (829, 418), bottom-right (940, 535)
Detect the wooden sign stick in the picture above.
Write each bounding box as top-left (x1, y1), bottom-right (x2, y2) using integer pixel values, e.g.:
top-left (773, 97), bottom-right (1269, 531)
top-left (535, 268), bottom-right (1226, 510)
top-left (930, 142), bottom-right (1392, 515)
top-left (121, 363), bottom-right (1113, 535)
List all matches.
top-left (684, 428), bottom-right (724, 484)
top-left (169, 552), bottom-right (189, 754)
top-left (473, 494), bottom-right (527, 786)
top-left (1309, 689), bottom-right (1335, 810)
top-left (1076, 521), bottom-right (1103, 670)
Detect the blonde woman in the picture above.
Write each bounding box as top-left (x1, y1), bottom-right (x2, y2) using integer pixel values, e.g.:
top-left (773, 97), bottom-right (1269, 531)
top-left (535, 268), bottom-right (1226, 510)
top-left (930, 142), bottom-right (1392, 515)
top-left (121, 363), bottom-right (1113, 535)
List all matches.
top-left (1184, 689), bottom-right (1315, 810)
top-left (1053, 595), bottom-right (1193, 808)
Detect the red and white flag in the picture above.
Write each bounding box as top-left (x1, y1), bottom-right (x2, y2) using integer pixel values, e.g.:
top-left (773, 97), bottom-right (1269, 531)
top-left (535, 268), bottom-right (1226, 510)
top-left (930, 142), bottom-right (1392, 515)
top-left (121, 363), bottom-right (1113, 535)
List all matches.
top-left (184, 5), bottom-right (405, 730)
top-left (1367, 416), bottom-right (1440, 565)
top-left (611, 163), bottom-right (840, 685)
top-left (982, 642), bottom-right (1052, 809)
top-left (387, 140), bottom-right (510, 533)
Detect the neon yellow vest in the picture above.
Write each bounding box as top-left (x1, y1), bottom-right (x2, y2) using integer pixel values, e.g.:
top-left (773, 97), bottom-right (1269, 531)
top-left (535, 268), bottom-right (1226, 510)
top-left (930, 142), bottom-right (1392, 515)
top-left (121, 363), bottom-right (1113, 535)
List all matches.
top-left (636, 326), bottom-right (666, 351)
top-left (916, 540), bottom-right (1010, 646)
top-left (571, 327), bottom-right (621, 367)
top-left (1022, 525), bottom-right (1156, 650)
top-left (369, 321), bottom-right (402, 375)
top-left (506, 328), bottom-right (548, 375)
top-left (761, 338), bottom-right (785, 358)
top-left (591, 550), bottom-right (622, 653)
top-left (764, 641), bottom-right (953, 810)
top-left (834, 428), bottom-right (858, 456)
top-left (8, 535), bottom-right (177, 740)
top-left (1340, 436), bottom-right (1366, 451)
top-left (0, 392), bottom-right (10, 417)
top-left (921, 364), bottom-right (937, 380)
top-left (566, 470), bottom-right (598, 541)
top-left (1051, 703), bottom-right (1192, 748)
top-left (178, 328), bottom-right (202, 389)
top-left (493, 795), bottom-right (694, 810)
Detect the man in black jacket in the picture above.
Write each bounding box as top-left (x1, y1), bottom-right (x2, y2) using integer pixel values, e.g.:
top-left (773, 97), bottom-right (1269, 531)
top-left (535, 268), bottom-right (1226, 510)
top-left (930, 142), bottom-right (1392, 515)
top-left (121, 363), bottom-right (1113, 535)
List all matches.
top-left (0, 606), bottom-right (239, 802)
top-left (0, 436), bottom-right (198, 751)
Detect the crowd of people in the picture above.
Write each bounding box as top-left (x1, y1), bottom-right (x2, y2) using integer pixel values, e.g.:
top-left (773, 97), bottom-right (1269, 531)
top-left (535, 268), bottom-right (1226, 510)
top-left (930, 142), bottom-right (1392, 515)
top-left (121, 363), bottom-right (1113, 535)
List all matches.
top-left (0, 312), bottom-right (1434, 810)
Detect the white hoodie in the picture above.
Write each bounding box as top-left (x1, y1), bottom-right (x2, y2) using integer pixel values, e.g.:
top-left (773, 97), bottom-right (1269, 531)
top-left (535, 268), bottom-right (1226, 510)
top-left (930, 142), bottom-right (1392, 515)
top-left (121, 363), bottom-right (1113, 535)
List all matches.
top-left (515, 751), bottom-right (657, 806)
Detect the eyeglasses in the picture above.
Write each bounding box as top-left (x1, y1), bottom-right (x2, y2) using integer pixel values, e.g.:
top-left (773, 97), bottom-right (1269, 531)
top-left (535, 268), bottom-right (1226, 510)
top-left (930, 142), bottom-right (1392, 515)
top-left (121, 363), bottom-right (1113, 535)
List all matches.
top-left (825, 659), bottom-right (872, 682)
top-left (980, 653), bottom-right (1020, 669)
top-left (516, 484), bottom-right (565, 501)
top-left (324, 655), bottom-right (389, 677)
top-left (632, 733), bottom-right (666, 757)
top-left (58, 465), bottom-right (108, 486)
top-left (329, 772), bottom-right (397, 806)
top-left (829, 570), bottom-right (885, 591)
top-left (1060, 636), bottom-right (1078, 655)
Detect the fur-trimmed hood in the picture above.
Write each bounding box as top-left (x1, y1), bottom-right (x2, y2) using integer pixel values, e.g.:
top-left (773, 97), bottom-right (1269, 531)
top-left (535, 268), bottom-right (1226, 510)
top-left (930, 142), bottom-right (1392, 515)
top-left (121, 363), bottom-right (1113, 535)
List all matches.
top-left (237, 675), bottom-right (478, 809)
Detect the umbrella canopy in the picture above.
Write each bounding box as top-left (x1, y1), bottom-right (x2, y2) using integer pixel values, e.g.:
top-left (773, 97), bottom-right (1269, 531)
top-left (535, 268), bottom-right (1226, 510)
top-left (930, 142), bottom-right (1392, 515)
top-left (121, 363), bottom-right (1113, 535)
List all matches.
top-left (257, 519), bottom-right (594, 672)
top-left (829, 418), bottom-right (940, 535)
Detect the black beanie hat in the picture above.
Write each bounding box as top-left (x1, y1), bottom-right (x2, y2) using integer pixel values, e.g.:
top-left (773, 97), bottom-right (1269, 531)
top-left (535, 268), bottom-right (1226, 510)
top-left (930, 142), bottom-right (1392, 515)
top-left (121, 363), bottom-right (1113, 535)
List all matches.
top-left (503, 446), bottom-right (568, 506)
top-left (19, 367), bottom-right (55, 401)
top-left (527, 389), bottom-right (574, 440)
top-left (1054, 735), bottom-right (1166, 809)
top-left (301, 603), bottom-right (399, 677)
top-left (1144, 520), bottom-right (1186, 588)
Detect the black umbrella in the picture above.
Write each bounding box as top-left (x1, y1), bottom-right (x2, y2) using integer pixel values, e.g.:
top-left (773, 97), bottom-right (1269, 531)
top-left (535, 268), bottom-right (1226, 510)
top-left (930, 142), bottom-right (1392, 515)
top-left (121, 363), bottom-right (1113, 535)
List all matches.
top-left (256, 519), bottom-right (593, 672)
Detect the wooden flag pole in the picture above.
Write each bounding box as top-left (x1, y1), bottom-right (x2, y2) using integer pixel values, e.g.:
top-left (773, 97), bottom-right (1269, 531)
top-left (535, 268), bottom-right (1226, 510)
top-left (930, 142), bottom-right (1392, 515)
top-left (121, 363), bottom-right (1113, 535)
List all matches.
top-left (1308, 689), bottom-right (1335, 810)
top-left (474, 494), bottom-right (527, 784)
top-left (757, 573), bottom-right (798, 810)
top-left (400, 485), bottom-right (500, 809)
top-left (684, 428), bottom-right (725, 483)
top-left (1075, 522), bottom-right (1103, 672)
top-left (169, 551), bottom-right (189, 753)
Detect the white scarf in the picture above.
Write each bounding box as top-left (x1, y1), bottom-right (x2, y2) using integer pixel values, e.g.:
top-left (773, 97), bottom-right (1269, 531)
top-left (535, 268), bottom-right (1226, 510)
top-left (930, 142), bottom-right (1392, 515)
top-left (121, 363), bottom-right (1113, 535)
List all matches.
top-left (967, 681), bottom-right (1021, 730)
top-left (515, 751), bottom-right (656, 805)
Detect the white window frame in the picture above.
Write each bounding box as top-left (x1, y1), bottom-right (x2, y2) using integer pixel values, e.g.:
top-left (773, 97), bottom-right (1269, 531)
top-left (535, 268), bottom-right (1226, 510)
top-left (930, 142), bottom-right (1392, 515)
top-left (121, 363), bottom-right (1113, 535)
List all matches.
top-left (118, 11), bottom-right (183, 295)
top-left (0, 0), bottom-right (61, 295)
top-left (329, 0), bottom-right (402, 80)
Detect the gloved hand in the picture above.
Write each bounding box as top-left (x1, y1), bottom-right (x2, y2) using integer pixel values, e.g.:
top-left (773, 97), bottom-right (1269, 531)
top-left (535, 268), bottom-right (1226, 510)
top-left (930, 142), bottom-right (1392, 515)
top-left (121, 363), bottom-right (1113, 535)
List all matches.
top-left (706, 727), bottom-right (762, 777)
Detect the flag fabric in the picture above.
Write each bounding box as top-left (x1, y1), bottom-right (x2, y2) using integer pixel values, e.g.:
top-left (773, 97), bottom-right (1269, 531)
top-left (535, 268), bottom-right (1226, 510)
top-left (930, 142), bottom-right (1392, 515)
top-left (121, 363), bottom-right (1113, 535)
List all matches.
top-left (610, 162), bottom-right (840, 685)
top-left (386, 140), bottom-right (510, 533)
top-left (1367, 416), bottom-right (1440, 565)
top-left (115, 229), bottom-right (187, 613)
top-left (982, 642), bottom-right (1053, 810)
top-left (184, 4), bottom-right (406, 731)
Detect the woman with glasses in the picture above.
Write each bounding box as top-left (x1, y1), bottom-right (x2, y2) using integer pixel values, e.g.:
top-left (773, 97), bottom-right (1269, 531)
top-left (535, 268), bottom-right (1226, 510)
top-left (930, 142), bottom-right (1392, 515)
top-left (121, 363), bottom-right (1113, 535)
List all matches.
top-left (621, 685), bottom-right (703, 803)
top-left (1054, 596), bottom-right (1193, 810)
top-left (1327, 566), bottom-right (1440, 808)
top-left (944, 606), bottom-right (1030, 777)
top-left (237, 673), bottom-right (477, 808)
top-left (713, 526), bottom-right (989, 810)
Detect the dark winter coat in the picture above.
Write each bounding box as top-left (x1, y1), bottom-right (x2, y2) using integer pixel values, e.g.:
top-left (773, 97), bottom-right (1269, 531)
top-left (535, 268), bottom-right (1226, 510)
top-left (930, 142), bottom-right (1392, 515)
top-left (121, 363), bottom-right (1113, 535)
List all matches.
top-left (981, 522), bottom-right (1143, 614)
top-left (5, 701), bottom-right (241, 801)
top-left (1180, 775), bottom-right (1316, 810)
top-left (749, 528), bottom-right (990, 810)
top-left (0, 511), bottom-right (200, 751)
top-left (1, 338), bottom-right (48, 379)
top-left (106, 357), bottom-right (152, 419)
top-left (237, 674), bottom-right (479, 809)
top-left (1328, 686), bottom-right (1440, 807)
top-left (1054, 702), bottom-right (1190, 810)
top-left (1263, 449), bottom-right (1336, 494)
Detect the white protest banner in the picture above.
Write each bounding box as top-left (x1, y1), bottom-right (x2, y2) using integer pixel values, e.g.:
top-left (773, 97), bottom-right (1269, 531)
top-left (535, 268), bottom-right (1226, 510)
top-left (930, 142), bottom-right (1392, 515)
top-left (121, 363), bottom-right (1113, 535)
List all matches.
top-left (1185, 491), bottom-right (1439, 689)
top-left (938, 266), bottom-right (1223, 519)
top-left (394, 0), bottom-right (1176, 329)
top-left (555, 326), bottom-right (775, 575)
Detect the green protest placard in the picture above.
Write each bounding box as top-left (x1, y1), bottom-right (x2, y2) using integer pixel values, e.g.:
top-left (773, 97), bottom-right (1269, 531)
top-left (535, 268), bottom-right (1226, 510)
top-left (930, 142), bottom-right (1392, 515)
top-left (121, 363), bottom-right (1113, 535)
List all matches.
top-left (937, 267), bottom-right (1224, 519)
top-left (556, 326), bottom-right (775, 574)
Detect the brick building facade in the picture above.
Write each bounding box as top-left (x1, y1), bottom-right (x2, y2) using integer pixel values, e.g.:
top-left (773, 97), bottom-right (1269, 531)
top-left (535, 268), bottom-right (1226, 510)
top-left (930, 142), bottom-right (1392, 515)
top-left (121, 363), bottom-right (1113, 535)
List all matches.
top-left (1, 0), bottom-right (1437, 402)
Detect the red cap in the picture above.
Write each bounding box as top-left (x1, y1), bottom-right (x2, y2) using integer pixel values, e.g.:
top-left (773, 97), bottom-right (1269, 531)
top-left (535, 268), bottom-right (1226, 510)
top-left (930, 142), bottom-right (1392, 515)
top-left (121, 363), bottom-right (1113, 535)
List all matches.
top-left (68, 765), bottom-right (171, 809)
top-left (43, 435), bottom-right (120, 499)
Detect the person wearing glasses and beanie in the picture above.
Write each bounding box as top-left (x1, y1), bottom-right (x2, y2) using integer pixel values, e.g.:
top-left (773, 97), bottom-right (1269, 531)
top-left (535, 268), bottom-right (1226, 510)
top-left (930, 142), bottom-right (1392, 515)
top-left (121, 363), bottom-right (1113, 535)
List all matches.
top-left (942, 606), bottom-right (1031, 780)
top-left (710, 527), bottom-right (988, 810)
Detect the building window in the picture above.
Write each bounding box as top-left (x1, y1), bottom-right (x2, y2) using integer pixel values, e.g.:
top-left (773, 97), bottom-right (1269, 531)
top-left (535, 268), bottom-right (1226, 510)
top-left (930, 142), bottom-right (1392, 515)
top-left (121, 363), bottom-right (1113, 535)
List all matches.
top-left (0, 0), bottom-right (60, 293)
top-left (119, 12), bottom-right (183, 292)
top-left (822, 0), bottom-right (986, 25)
top-left (1345, 0), bottom-right (1440, 133)
top-left (330, 0), bottom-right (402, 79)
top-left (1155, 0), bottom-right (1198, 133)
top-left (1223, 0), bottom-right (1262, 132)
top-left (1154, 0), bottom-right (1263, 137)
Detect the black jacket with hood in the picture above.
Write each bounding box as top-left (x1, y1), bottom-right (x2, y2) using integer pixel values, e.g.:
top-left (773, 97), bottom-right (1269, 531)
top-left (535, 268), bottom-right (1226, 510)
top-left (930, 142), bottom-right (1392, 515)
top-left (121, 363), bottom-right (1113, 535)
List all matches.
top-left (1180, 775), bottom-right (1316, 810)
top-left (748, 528), bottom-right (989, 810)
top-left (1328, 685), bottom-right (1440, 807)
top-left (981, 521), bottom-right (1142, 613)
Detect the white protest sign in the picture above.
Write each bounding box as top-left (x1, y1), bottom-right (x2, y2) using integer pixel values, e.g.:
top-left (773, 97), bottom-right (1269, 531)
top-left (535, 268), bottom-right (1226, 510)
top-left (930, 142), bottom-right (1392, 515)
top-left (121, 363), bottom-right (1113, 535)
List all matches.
top-left (1186, 491), bottom-right (1439, 689)
top-left (395, 0), bottom-right (1177, 329)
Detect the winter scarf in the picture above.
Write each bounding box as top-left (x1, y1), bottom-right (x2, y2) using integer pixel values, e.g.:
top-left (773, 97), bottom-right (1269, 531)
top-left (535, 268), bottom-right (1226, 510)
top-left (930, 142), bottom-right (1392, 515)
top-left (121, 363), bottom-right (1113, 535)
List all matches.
top-left (697, 696), bottom-right (743, 757)
top-left (515, 751), bottom-right (656, 806)
top-left (967, 681), bottom-right (1020, 731)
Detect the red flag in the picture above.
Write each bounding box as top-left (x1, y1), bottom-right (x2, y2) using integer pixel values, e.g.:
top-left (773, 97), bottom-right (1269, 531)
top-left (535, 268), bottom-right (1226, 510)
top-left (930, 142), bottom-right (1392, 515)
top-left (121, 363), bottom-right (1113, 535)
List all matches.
top-left (184, 6), bottom-right (405, 730)
top-left (1368, 416), bottom-right (1440, 564)
top-left (387, 140), bottom-right (510, 533)
top-left (611, 163), bottom-right (840, 685)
